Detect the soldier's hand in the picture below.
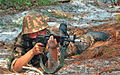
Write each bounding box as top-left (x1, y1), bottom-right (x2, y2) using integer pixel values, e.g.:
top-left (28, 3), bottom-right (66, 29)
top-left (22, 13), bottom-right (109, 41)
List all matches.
top-left (32, 43), bottom-right (44, 55)
top-left (48, 36), bottom-right (57, 49)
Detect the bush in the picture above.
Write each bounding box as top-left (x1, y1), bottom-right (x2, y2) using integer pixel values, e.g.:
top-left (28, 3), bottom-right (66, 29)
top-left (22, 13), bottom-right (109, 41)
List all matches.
top-left (0, 0), bottom-right (58, 10)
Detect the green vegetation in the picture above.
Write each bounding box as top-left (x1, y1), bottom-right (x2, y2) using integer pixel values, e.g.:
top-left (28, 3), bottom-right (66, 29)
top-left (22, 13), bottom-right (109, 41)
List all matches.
top-left (0, 20), bottom-right (23, 28)
top-left (55, 14), bottom-right (67, 18)
top-left (76, 54), bottom-right (80, 56)
top-left (41, 11), bottom-right (68, 19)
top-left (11, 22), bottom-right (23, 28)
top-left (0, 0), bottom-right (58, 10)
top-left (0, 20), bottom-right (5, 26)
top-left (41, 11), bottom-right (52, 15)
top-left (0, 21), bottom-right (6, 29)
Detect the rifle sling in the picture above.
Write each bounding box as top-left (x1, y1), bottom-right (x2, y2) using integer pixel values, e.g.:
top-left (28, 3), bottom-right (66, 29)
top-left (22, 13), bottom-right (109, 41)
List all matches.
top-left (39, 46), bottom-right (66, 74)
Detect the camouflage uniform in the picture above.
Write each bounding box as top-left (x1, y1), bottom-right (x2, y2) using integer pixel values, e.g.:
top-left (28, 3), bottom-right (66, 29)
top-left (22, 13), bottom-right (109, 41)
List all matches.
top-left (10, 12), bottom-right (49, 73)
top-left (10, 12), bottom-right (95, 73)
top-left (65, 34), bottom-right (94, 57)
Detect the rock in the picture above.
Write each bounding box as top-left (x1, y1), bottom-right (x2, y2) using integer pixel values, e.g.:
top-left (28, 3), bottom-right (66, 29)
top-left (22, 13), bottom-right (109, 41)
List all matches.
top-left (52, 9), bottom-right (78, 18)
top-left (0, 49), bottom-right (13, 70)
top-left (0, 67), bottom-right (12, 74)
top-left (47, 22), bottom-right (60, 28)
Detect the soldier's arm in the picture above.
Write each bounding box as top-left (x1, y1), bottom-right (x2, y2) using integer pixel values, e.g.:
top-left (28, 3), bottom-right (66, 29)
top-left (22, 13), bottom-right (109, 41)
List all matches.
top-left (12, 43), bottom-right (44, 72)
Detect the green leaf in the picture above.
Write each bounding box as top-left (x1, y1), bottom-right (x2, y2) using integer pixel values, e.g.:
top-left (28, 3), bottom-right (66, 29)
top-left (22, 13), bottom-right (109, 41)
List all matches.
top-left (76, 54), bottom-right (79, 56)
top-left (2, 25), bottom-right (6, 29)
top-left (26, 2), bottom-right (31, 6)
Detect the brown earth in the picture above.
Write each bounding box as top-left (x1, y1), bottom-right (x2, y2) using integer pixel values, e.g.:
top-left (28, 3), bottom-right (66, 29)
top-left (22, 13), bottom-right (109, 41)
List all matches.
top-left (0, 21), bottom-right (120, 74)
top-left (50, 21), bottom-right (120, 74)
top-left (69, 22), bottom-right (120, 60)
top-left (64, 21), bottom-right (120, 74)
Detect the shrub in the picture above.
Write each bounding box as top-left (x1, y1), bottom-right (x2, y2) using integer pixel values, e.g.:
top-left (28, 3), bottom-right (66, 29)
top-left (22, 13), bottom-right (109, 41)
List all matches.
top-left (0, 0), bottom-right (58, 10)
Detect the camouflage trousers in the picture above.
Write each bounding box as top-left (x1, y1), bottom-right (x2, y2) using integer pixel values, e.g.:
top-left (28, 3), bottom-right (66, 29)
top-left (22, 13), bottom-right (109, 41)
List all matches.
top-left (64, 34), bottom-right (94, 57)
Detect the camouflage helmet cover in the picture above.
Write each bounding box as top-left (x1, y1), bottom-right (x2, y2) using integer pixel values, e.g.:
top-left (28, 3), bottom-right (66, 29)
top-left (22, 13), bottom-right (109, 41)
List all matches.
top-left (22, 12), bottom-right (49, 34)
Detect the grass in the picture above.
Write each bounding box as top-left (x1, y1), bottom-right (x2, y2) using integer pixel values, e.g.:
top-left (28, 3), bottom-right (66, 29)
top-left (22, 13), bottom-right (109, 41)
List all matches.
top-left (0, 20), bottom-right (23, 28)
top-left (11, 22), bottom-right (23, 28)
top-left (41, 11), bottom-right (68, 19)
top-left (0, 0), bottom-right (59, 10)
top-left (0, 21), bottom-right (5, 26)
top-left (55, 14), bottom-right (67, 18)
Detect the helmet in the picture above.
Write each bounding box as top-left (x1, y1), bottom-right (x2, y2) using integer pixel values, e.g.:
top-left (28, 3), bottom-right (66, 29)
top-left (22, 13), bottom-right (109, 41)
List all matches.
top-left (22, 12), bottom-right (49, 35)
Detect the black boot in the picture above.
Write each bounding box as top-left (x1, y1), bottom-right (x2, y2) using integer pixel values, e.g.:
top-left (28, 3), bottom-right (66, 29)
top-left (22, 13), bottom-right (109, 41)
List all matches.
top-left (86, 31), bottom-right (110, 41)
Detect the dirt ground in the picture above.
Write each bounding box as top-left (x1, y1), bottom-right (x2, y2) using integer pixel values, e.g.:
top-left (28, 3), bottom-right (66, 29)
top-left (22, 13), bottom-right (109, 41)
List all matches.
top-left (62, 21), bottom-right (120, 74)
top-left (69, 22), bottom-right (120, 60)
top-left (0, 21), bottom-right (120, 74)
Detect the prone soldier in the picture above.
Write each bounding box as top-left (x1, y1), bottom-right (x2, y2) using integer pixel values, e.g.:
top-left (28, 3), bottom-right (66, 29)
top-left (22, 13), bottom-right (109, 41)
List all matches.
top-left (8, 11), bottom-right (109, 74)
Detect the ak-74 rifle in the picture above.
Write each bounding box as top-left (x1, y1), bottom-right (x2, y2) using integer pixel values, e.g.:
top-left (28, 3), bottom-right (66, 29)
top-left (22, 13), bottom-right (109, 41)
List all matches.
top-left (35, 34), bottom-right (78, 47)
top-left (35, 23), bottom-right (81, 74)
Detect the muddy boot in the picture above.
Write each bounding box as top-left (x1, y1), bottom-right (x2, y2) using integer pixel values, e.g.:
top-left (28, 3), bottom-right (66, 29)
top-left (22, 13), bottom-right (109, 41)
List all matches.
top-left (86, 31), bottom-right (110, 41)
top-left (75, 31), bottom-right (110, 54)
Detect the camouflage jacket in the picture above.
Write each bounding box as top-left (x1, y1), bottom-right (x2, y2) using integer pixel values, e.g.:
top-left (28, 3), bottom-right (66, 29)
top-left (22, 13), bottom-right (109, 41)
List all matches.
top-left (12, 33), bottom-right (48, 67)
top-left (10, 28), bottom-right (94, 73)
top-left (10, 29), bottom-right (50, 72)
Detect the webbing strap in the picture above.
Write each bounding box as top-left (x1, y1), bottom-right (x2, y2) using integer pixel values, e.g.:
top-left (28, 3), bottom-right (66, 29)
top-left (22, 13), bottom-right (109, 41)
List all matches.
top-left (39, 46), bottom-right (66, 74)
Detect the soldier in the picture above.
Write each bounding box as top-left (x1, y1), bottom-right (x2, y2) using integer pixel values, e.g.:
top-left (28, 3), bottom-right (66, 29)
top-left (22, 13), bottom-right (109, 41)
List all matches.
top-left (10, 11), bottom-right (58, 73)
top-left (9, 11), bottom-right (109, 74)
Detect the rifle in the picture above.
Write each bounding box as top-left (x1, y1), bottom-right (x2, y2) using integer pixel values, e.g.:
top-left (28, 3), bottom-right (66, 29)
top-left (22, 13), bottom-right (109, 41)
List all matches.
top-left (35, 34), bottom-right (79, 47)
top-left (35, 23), bottom-right (81, 74)
top-left (36, 34), bottom-right (80, 74)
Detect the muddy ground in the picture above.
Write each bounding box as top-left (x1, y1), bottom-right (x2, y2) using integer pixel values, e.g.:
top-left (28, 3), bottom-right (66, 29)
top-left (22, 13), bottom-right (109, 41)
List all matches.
top-left (57, 22), bottom-right (120, 75)
top-left (0, 0), bottom-right (120, 74)
top-left (0, 21), bottom-right (120, 75)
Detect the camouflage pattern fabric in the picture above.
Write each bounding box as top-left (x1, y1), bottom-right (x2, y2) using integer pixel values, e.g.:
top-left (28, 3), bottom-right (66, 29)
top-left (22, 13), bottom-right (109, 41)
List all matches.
top-left (10, 11), bottom-right (95, 72)
top-left (65, 34), bottom-right (94, 57)
top-left (10, 33), bottom-right (94, 73)
top-left (22, 12), bottom-right (49, 35)
top-left (10, 36), bottom-right (41, 73)
top-left (10, 11), bottom-right (50, 72)
top-left (10, 28), bottom-right (95, 70)
top-left (75, 34), bottom-right (94, 52)
top-left (10, 29), bottom-right (50, 72)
